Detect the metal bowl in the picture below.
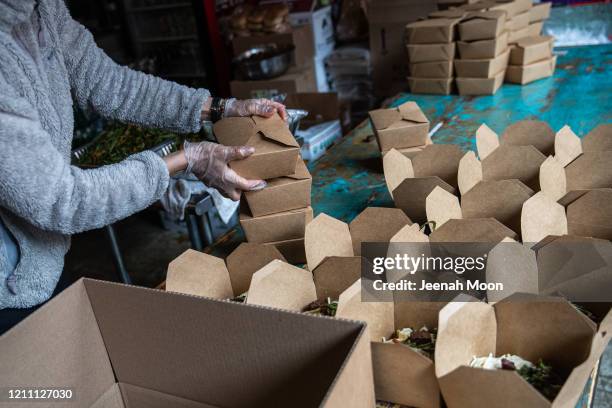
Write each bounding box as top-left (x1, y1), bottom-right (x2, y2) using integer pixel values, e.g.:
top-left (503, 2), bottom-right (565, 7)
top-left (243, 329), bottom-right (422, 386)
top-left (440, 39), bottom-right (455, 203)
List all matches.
top-left (233, 44), bottom-right (294, 80)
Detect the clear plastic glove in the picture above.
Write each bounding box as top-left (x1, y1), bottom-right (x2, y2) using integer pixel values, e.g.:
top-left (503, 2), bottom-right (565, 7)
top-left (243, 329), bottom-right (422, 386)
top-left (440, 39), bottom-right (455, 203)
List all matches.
top-left (184, 141), bottom-right (266, 201)
top-left (225, 98), bottom-right (288, 121)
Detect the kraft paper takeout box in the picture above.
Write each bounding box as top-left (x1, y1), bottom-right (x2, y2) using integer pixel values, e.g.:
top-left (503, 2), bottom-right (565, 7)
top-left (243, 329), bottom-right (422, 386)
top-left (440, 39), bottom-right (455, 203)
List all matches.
top-left (539, 125), bottom-right (612, 201)
top-left (383, 144), bottom-right (464, 223)
top-left (455, 69), bottom-right (505, 95)
top-left (508, 35), bottom-right (554, 66)
top-left (508, 25), bottom-right (531, 44)
top-left (429, 217), bottom-right (518, 243)
top-left (458, 10), bottom-right (507, 41)
top-left (382, 136), bottom-right (433, 157)
top-left (1, 278), bottom-right (375, 408)
top-left (490, 0), bottom-right (533, 18)
top-left (408, 77), bottom-right (454, 95)
top-left (429, 9), bottom-right (467, 19)
top-left (506, 55), bottom-right (557, 84)
top-left (369, 101), bottom-right (430, 152)
top-left (213, 113), bottom-right (300, 180)
top-left (304, 209), bottom-right (411, 299)
top-left (583, 123), bottom-right (612, 152)
top-left (504, 10), bottom-right (530, 32)
top-left (240, 206), bottom-right (313, 244)
top-left (264, 237), bottom-right (307, 264)
top-left (435, 292), bottom-right (609, 408)
top-left (225, 242), bottom-right (286, 294)
top-left (526, 21), bottom-right (544, 37)
top-left (529, 1), bottom-right (551, 23)
top-left (457, 31), bottom-right (509, 59)
top-left (166, 249), bottom-right (317, 311)
top-left (243, 157), bottom-right (312, 217)
top-left (406, 42), bottom-right (456, 63)
top-left (336, 280), bottom-right (444, 408)
top-left (409, 60), bottom-right (454, 78)
top-left (475, 123), bottom-right (548, 190)
top-left (405, 18), bottom-right (461, 44)
top-left (455, 48), bottom-right (509, 78)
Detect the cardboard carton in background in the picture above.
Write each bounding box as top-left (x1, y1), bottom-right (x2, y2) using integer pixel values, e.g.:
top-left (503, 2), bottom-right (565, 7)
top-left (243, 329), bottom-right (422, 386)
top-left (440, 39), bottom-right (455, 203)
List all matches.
top-left (289, 5), bottom-right (335, 58)
top-left (456, 69), bottom-right (505, 95)
top-left (232, 25), bottom-right (314, 67)
top-left (509, 35), bottom-right (554, 65)
top-left (506, 55), bottom-right (557, 84)
top-left (455, 49), bottom-right (510, 78)
top-left (409, 60), bottom-right (454, 78)
top-left (230, 65), bottom-right (317, 99)
top-left (407, 77), bottom-right (454, 95)
top-left (369, 101), bottom-right (431, 152)
top-left (406, 42), bottom-right (456, 63)
top-left (458, 10), bottom-right (507, 41)
top-left (0, 278), bottom-right (376, 408)
top-left (240, 206), bottom-right (313, 244)
top-left (457, 31), bottom-right (509, 59)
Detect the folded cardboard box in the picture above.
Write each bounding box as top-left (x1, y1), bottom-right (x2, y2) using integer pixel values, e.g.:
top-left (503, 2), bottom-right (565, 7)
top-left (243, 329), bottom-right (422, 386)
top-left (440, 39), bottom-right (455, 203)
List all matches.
top-left (406, 42), bottom-right (456, 63)
top-left (1, 278), bottom-right (375, 408)
top-left (455, 69), bottom-right (505, 95)
top-left (526, 21), bottom-right (544, 37)
top-left (504, 10), bottom-right (530, 32)
top-left (244, 158), bottom-right (312, 217)
top-left (336, 280), bottom-right (444, 408)
top-left (264, 237), bottom-right (307, 264)
top-left (459, 0), bottom-right (497, 12)
top-left (582, 123), bottom-right (612, 152)
top-left (405, 18), bottom-right (461, 44)
top-left (230, 65), bottom-right (317, 99)
top-left (240, 206), bottom-right (313, 244)
top-left (435, 293), bottom-right (610, 408)
top-left (481, 119), bottom-right (555, 156)
top-left (457, 31), bottom-right (509, 59)
top-left (429, 8), bottom-right (467, 19)
top-left (407, 77), bottom-right (454, 95)
top-left (509, 35), bottom-right (554, 65)
top-left (508, 25), bottom-right (531, 44)
top-left (454, 48), bottom-right (510, 77)
top-left (490, 0), bottom-right (532, 18)
top-left (529, 1), bottom-right (551, 23)
top-left (369, 101), bottom-right (431, 152)
top-left (409, 60), bottom-right (454, 78)
top-left (214, 113), bottom-right (299, 180)
top-left (458, 10), bottom-right (507, 41)
top-left (429, 217), bottom-right (518, 243)
top-left (506, 55), bottom-right (557, 84)
top-left (381, 136), bottom-right (433, 157)
top-left (383, 144), bottom-right (464, 223)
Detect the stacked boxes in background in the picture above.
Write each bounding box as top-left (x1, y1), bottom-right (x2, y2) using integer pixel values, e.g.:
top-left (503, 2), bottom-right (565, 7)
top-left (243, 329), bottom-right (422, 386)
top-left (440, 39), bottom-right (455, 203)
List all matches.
top-left (405, 16), bottom-right (462, 95)
top-left (455, 10), bottom-right (509, 95)
top-left (506, 35), bottom-right (556, 84)
top-left (527, 1), bottom-right (551, 37)
top-left (214, 114), bottom-right (312, 264)
top-left (490, 0), bottom-right (533, 43)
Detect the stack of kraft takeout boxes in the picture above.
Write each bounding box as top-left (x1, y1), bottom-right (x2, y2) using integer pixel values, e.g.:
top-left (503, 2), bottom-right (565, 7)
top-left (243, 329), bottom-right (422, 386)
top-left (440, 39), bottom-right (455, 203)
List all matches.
top-left (455, 9), bottom-right (510, 95)
top-left (368, 101), bottom-right (432, 158)
top-left (506, 35), bottom-right (556, 84)
top-left (405, 15), bottom-right (462, 95)
top-left (213, 113), bottom-right (313, 264)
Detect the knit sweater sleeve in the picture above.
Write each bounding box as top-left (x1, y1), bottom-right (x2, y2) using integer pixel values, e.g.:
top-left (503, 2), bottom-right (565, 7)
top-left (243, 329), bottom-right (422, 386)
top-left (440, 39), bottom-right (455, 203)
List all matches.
top-left (0, 77), bottom-right (170, 235)
top-left (53, 0), bottom-right (210, 133)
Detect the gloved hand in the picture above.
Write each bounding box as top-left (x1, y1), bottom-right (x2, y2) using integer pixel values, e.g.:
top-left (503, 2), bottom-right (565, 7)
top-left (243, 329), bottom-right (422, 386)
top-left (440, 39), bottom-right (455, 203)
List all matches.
top-left (224, 98), bottom-right (288, 121)
top-left (184, 141), bottom-right (266, 201)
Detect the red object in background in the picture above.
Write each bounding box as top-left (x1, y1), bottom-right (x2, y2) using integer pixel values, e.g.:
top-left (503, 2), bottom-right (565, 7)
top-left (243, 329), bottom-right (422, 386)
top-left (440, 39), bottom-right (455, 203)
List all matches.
top-left (201, 0), bottom-right (231, 97)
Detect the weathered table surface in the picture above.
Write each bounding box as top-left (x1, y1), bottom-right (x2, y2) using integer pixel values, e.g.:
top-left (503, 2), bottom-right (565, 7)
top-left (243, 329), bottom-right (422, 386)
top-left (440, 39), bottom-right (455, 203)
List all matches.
top-left (209, 43), bottom-right (612, 407)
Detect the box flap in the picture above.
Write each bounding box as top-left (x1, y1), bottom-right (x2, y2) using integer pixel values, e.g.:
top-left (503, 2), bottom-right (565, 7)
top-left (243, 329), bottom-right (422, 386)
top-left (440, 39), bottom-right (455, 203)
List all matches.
top-left (394, 301), bottom-right (446, 333)
top-left (582, 123), bottom-right (612, 152)
top-left (430, 218), bottom-right (518, 242)
top-left (393, 176), bottom-right (457, 224)
top-left (383, 149), bottom-right (415, 197)
top-left (406, 17), bottom-right (460, 29)
top-left (226, 243), bottom-right (286, 296)
top-left (476, 123), bottom-right (500, 160)
top-left (253, 114), bottom-right (300, 148)
top-left (539, 155), bottom-right (567, 201)
top-left (213, 116), bottom-right (257, 146)
top-left (486, 239), bottom-right (539, 302)
top-left (554, 125), bottom-right (583, 168)
top-left (500, 120), bottom-right (555, 156)
top-left (397, 101), bottom-right (430, 124)
top-left (565, 151), bottom-right (612, 192)
top-left (369, 108), bottom-right (401, 131)
top-left (246, 259), bottom-right (317, 311)
top-left (412, 144), bottom-right (464, 188)
top-left (429, 9), bottom-right (466, 19)
top-left (521, 192), bottom-right (568, 244)
top-left (482, 144), bottom-right (546, 191)
top-left (515, 34), bottom-right (554, 48)
top-left (84, 279), bottom-right (365, 408)
top-left (305, 213), bottom-right (354, 271)
top-left (566, 189), bottom-right (612, 240)
top-left (348, 207), bottom-right (412, 255)
top-left (166, 250), bottom-right (234, 299)
top-left (336, 279), bottom-right (395, 342)
top-left (387, 224), bottom-right (431, 285)
top-left (458, 151), bottom-right (483, 195)
top-left (425, 185), bottom-right (462, 228)
top-left (0, 280), bottom-right (116, 407)
top-left (285, 157), bottom-right (312, 180)
top-left (462, 9), bottom-right (507, 22)
top-left (313, 256), bottom-right (363, 300)
top-left (92, 384), bottom-right (126, 408)
top-left (119, 383), bottom-right (217, 408)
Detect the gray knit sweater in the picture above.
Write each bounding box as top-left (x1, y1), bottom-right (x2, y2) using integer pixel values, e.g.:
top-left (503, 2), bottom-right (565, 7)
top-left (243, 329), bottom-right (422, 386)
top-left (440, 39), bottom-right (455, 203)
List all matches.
top-left (0, 0), bottom-right (209, 308)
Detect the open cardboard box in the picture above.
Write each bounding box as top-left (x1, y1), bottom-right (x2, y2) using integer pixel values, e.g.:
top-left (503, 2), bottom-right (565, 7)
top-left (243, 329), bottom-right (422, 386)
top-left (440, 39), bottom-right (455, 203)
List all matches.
top-left (383, 144), bottom-right (464, 223)
top-left (1, 278), bottom-right (376, 408)
top-left (457, 30), bottom-right (509, 59)
top-left (407, 77), bottom-right (454, 95)
top-left (243, 158), bottom-right (312, 217)
top-left (305, 209), bottom-right (412, 300)
top-left (240, 206), bottom-right (313, 244)
top-left (455, 69), bottom-right (505, 95)
top-left (509, 35), bottom-right (554, 66)
top-left (539, 125), bottom-right (612, 202)
top-left (454, 48), bottom-right (510, 78)
top-left (214, 113), bottom-right (300, 180)
top-left (409, 60), bottom-right (454, 78)
top-left (369, 101), bottom-right (431, 152)
top-left (506, 55), bottom-right (557, 84)
top-left (435, 292), bottom-right (609, 408)
top-left (336, 279), bottom-right (445, 408)
top-left (166, 247), bottom-right (317, 311)
top-left (458, 10), bottom-right (507, 41)
top-left (406, 42), bottom-right (456, 63)
top-left (405, 18), bottom-right (461, 44)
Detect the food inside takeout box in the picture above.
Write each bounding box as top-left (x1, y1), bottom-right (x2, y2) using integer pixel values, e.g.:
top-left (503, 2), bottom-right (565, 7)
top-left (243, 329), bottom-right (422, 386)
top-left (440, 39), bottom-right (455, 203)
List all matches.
top-left (383, 144), bottom-right (464, 223)
top-left (369, 101), bottom-right (431, 152)
top-left (435, 293), bottom-right (610, 408)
